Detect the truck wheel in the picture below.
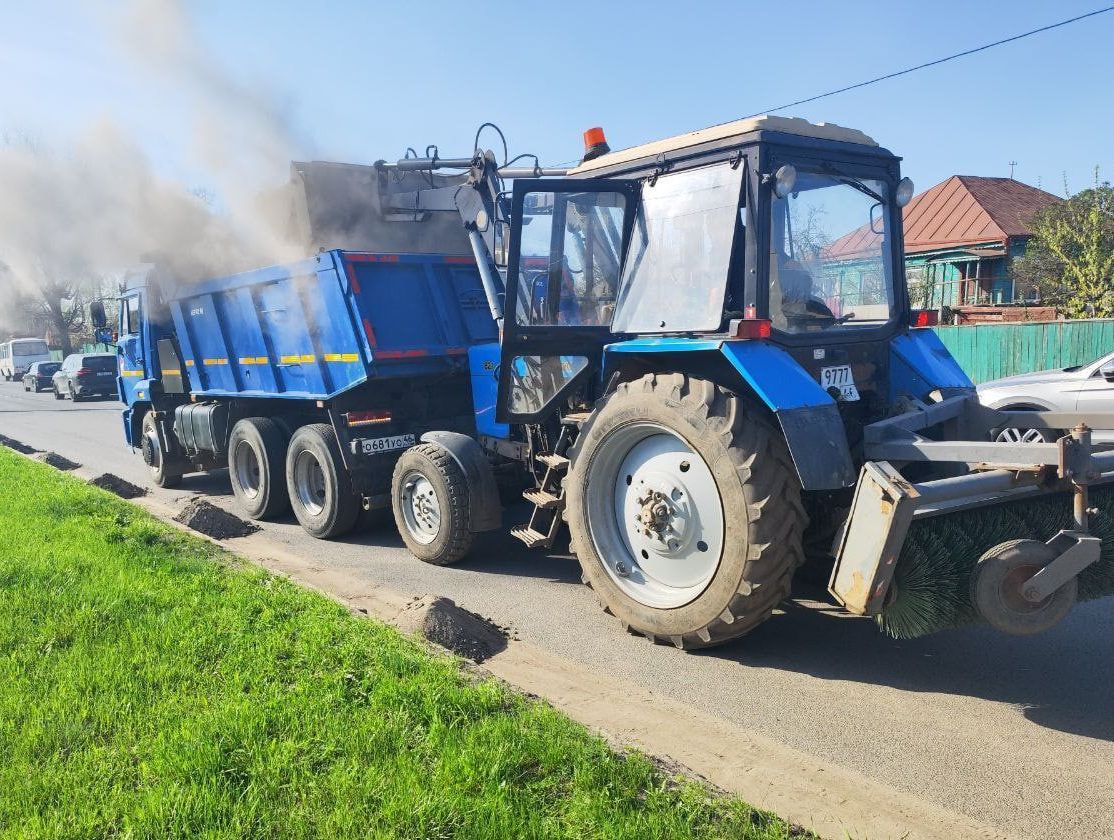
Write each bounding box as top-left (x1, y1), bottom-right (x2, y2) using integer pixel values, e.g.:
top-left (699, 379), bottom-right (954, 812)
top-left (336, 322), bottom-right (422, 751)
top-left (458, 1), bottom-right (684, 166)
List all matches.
top-left (391, 443), bottom-right (473, 565)
top-left (228, 417), bottom-right (290, 520)
top-left (141, 411), bottom-right (183, 488)
top-left (286, 423), bottom-right (359, 539)
top-left (566, 373), bottom-right (806, 650)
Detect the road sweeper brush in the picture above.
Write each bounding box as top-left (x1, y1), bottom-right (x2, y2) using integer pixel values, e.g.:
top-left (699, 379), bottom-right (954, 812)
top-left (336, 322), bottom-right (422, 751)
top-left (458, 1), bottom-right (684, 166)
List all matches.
top-left (832, 401), bottom-right (1114, 639)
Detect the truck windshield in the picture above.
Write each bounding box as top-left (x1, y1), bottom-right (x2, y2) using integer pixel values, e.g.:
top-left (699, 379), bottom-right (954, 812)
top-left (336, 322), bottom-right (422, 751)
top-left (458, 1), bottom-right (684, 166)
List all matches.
top-left (769, 171), bottom-right (894, 334)
top-left (12, 339), bottom-right (48, 357)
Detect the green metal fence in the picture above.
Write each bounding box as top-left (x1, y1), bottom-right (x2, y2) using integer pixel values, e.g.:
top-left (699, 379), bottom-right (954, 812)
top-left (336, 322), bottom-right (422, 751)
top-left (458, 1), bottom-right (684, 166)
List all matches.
top-left (928, 320), bottom-right (1114, 383)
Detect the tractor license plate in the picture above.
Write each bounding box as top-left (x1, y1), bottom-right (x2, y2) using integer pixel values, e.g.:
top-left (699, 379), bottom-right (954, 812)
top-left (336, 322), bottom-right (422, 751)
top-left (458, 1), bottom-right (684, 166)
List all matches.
top-left (819, 365), bottom-right (860, 401)
top-left (359, 433), bottom-right (415, 455)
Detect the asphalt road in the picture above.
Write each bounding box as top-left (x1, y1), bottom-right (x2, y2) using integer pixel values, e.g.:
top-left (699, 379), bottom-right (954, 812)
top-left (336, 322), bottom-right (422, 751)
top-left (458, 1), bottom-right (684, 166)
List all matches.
top-left (3, 379), bottom-right (1113, 840)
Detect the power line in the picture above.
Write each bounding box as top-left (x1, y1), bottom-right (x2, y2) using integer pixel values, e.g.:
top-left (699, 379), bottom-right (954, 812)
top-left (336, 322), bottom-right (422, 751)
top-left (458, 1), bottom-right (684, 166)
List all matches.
top-left (741, 6), bottom-right (1114, 119)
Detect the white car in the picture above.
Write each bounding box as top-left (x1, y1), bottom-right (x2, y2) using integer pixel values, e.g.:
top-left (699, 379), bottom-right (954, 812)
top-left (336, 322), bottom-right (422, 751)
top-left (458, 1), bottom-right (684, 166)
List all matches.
top-left (976, 350), bottom-right (1114, 442)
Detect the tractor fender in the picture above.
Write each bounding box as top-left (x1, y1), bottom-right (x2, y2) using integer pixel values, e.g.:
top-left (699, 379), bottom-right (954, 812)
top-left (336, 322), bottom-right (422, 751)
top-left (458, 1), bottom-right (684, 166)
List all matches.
top-left (419, 431), bottom-right (502, 531)
top-left (603, 340), bottom-right (856, 491)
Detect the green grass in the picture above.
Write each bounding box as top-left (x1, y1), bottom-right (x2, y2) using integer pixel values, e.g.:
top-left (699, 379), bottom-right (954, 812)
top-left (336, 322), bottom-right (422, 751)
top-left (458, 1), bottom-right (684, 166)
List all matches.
top-left (0, 447), bottom-right (802, 840)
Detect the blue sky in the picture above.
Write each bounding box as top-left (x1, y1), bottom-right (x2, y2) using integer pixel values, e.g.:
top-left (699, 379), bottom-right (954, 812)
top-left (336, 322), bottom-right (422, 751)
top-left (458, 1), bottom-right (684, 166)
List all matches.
top-left (2, 0), bottom-right (1112, 199)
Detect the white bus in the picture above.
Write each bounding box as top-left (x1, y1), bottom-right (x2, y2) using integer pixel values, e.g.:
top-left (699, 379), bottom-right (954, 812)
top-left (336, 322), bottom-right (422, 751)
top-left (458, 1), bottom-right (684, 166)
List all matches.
top-left (0, 338), bottom-right (51, 380)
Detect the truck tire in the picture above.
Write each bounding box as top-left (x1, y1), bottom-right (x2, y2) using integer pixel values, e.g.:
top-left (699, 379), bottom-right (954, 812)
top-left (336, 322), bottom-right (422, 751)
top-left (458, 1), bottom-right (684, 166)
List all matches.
top-left (566, 373), bottom-right (806, 650)
top-left (391, 443), bottom-right (473, 565)
top-left (228, 417), bottom-right (290, 520)
top-left (141, 411), bottom-right (183, 488)
top-left (286, 423), bottom-right (359, 539)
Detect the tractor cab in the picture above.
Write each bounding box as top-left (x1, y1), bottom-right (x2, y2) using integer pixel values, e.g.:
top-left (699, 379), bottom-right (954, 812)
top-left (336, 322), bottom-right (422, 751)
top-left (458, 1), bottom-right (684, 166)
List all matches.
top-left (496, 116), bottom-right (915, 438)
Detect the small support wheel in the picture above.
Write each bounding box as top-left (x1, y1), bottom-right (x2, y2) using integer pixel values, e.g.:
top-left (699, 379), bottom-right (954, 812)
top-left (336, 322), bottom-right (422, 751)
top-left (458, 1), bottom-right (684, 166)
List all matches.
top-left (228, 417), bottom-right (290, 520)
top-left (285, 423), bottom-right (359, 539)
top-left (391, 443), bottom-right (473, 565)
top-left (971, 539), bottom-right (1077, 635)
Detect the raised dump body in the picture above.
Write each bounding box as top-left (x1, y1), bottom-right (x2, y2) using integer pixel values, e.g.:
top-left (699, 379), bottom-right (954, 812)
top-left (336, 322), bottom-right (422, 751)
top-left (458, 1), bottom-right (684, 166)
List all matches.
top-left (167, 249), bottom-right (496, 400)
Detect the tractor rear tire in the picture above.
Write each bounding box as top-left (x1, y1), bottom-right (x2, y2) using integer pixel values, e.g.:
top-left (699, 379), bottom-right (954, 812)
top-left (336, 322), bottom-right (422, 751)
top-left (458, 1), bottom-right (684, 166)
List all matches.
top-left (228, 417), bottom-right (290, 520)
top-left (391, 443), bottom-right (474, 565)
top-left (566, 372), bottom-right (806, 650)
top-left (142, 411), bottom-right (183, 489)
top-left (286, 423), bottom-right (359, 539)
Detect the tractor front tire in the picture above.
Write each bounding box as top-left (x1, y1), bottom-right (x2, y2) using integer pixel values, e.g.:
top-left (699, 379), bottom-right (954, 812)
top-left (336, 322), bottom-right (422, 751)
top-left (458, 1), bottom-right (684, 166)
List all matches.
top-left (566, 373), bottom-right (806, 650)
top-left (228, 417), bottom-right (290, 520)
top-left (286, 423), bottom-right (359, 539)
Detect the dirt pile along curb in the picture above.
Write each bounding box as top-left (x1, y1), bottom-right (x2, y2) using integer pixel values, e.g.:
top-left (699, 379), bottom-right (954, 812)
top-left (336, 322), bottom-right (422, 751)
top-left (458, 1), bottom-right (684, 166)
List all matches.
top-left (174, 498), bottom-right (259, 540)
top-left (35, 452), bottom-right (80, 471)
top-left (396, 595), bottom-right (508, 663)
top-left (0, 434), bottom-right (39, 455)
top-left (90, 473), bottom-right (148, 500)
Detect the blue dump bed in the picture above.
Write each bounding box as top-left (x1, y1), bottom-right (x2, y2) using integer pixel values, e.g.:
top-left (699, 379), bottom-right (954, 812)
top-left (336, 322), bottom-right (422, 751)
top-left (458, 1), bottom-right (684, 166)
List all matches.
top-left (169, 250), bottom-right (496, 400)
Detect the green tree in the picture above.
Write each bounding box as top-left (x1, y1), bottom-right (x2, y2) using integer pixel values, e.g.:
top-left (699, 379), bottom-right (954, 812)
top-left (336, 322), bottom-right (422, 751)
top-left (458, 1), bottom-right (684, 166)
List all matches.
top-left (1014, 170), bottom-right (1114, 318)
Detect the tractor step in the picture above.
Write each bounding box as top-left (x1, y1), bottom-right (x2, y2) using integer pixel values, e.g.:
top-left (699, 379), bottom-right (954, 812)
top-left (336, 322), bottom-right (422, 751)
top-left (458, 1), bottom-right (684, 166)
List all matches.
top-left (561, 411), bottom-right (592, 427)
top-left (523, 488), bottom-right (563, 509)
top-left (510, 525), bottom-right (553, 549)
top-left (536, 453), bottom-right (570, 471)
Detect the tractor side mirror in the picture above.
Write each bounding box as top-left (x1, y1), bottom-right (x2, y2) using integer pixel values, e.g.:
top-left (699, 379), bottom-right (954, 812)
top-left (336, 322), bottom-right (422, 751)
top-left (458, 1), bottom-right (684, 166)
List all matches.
top-left (89, 300), bottom-right (107, 329)
top-left (1100, 361), bottom-right (1114, 382)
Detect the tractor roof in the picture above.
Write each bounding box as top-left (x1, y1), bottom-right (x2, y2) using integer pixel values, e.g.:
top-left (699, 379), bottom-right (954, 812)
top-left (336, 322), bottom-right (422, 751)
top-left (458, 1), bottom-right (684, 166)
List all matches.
top-left (570, 115), bottom-right (879, 175)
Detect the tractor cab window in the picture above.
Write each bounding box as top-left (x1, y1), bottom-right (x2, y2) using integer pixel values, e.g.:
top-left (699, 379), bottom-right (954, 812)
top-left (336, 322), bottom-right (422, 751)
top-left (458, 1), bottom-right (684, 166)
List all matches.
top-left (769, 170), bottom-right (895, 333)
top-left (612, 162), bottom-right (745, 334)
top-left (122, 296), bottom-right (141, 336)
top-left (515, 190), bottom-right (627, 328)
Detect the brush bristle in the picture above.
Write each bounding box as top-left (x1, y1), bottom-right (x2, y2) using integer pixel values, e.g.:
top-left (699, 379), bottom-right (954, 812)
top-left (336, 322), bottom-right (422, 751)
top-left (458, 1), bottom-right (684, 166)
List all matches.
top-left (877, 486), bottom-right (1114, 639)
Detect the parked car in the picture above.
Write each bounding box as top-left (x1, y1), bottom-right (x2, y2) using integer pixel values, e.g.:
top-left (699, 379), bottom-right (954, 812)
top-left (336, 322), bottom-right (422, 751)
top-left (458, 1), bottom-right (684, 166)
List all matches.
top-left (52, 353), bottom-right (118, 402)
top-left (976, 350), bottom-right (1114, 442)
top-left (22, 361), bottom-right (61, 392)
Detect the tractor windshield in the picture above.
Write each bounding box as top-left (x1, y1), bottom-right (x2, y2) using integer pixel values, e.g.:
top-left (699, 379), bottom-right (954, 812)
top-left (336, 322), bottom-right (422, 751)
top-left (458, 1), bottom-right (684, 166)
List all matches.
top-left (769, 170), bottom-right (895, 334)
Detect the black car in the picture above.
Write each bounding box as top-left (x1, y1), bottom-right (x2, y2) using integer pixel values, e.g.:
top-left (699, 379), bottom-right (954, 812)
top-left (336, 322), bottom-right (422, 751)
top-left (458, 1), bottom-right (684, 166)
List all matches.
top-left (22, 361), bottom-right (61, 392)
top-left (52, 353), bottom-right (118, 401)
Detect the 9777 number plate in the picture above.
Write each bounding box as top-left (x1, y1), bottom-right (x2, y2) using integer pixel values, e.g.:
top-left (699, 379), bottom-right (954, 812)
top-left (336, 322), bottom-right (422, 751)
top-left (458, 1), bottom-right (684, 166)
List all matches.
top-left (819, 365), bottom-right (860, 401)
top-left (358, 434), bottom-right (415, 455)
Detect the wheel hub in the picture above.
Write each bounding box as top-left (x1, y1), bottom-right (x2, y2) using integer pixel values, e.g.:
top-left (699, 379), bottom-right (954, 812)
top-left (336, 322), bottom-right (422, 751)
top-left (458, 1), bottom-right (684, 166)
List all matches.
top-left (400, 472), bottom-right (440, 544)
top-left (586, 423), bottom-right (725, 608)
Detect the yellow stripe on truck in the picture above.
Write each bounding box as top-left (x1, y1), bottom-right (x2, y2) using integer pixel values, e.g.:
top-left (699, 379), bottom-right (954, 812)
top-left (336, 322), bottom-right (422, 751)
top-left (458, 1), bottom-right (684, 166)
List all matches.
top-left (161, 369), bottom-right (181, 376)
top-left (203, 358), bottom-right (228, 366)
top-left (324, 353), bottom-right (360, 363)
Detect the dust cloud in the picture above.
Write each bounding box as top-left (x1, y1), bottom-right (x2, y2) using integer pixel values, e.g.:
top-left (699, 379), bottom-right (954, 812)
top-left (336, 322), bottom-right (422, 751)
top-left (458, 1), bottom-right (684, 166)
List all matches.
top-left (0, 0), bottom-right (310, 314)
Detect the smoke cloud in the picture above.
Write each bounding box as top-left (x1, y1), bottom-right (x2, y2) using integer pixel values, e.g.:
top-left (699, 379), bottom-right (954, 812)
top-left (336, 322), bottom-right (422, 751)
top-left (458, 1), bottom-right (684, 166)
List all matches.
top-left (0, 0), bottom-right (309, 322)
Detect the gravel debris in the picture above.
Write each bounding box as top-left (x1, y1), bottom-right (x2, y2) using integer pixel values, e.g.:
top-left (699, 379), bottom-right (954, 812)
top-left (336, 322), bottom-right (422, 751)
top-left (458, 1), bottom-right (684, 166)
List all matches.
top-left (35, 451), bottom-right (80, 471)
top-left (396, 595), bottom-right (508, 663)
top-left (90, 473), bottom-right (148, 500)
top-left (174, 497), bottom-right (259, 540)
top-left (0, 433), bottom-right (38, 455)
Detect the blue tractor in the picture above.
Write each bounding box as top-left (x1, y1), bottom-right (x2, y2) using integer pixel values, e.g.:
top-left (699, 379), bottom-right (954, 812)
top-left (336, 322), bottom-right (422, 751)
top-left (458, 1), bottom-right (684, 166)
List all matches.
top-left (96, 116), bottom-right (1114, 648)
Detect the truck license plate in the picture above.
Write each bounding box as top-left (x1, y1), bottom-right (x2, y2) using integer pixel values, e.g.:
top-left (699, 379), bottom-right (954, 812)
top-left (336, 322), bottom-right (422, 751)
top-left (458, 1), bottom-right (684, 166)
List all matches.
top-left (819, 365), bottom-right (860, 401)
top-left (359, 434), bottom-right (415, 455)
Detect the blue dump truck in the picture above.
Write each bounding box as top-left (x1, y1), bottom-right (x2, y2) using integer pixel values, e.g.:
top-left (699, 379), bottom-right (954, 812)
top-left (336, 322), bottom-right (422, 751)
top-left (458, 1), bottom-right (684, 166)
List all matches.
top-left (94, 117), bottom-right (1114, 649)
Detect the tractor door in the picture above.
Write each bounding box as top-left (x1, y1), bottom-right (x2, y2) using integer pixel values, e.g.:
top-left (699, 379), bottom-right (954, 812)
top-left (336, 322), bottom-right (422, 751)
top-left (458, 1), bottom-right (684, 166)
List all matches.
top-left (497, 178), bottom-right (636, 423)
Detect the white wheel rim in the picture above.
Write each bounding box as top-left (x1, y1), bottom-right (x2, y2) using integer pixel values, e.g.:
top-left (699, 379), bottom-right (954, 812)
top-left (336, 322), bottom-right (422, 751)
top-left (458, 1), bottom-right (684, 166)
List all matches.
top-left (399, 470), bottom-right (440, 544)
top-left (293, 450), bottom-right (327, 516)
top-left (996, 427), bottom-right (1045, 444)
top-left (232, 440), bottom-right (262, 500)
top-left (585, 422), bottom-right (725, 609)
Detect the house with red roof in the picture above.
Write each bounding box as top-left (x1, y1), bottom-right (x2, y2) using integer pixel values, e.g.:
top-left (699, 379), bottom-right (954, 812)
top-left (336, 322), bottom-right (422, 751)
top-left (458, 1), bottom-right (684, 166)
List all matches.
top-left (826, 175), bottom-right (1061, 311)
